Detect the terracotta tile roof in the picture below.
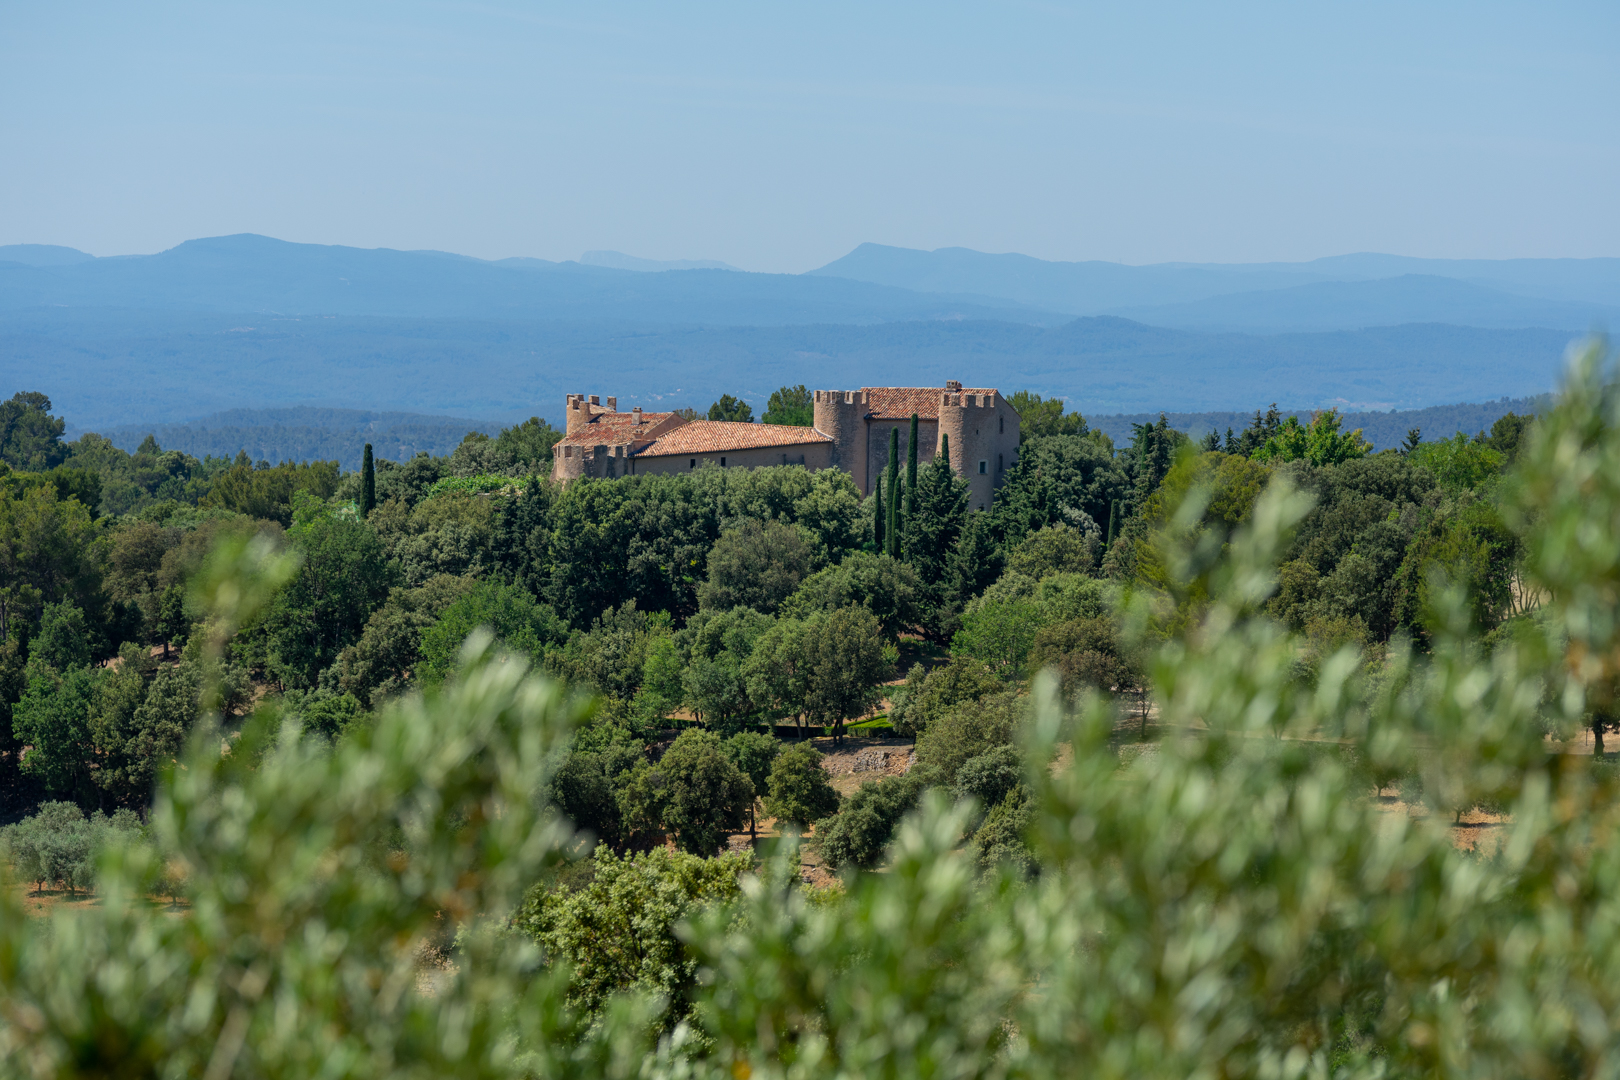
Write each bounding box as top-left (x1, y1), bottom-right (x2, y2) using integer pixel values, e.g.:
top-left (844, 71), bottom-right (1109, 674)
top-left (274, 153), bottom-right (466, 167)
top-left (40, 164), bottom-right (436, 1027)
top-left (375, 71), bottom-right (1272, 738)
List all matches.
top-left (863, 387), bottom-right (999, 420)
top-left (557, 411), bottom-right (684, 447)
top-left (634, 421), bottom-right (832, 457)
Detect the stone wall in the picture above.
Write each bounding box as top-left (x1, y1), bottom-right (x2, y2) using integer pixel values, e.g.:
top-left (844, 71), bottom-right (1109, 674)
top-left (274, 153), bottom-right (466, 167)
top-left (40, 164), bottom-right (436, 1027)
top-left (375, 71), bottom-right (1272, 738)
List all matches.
top-left (629, 441), bottom-right (834, 476)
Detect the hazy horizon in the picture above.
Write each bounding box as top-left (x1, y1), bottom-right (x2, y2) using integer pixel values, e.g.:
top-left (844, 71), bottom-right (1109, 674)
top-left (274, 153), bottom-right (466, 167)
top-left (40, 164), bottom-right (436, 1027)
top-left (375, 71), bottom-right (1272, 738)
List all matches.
top-left (9, 235), bottom-right (1620, 276)
top-left (4, 2), bottom-right (1616, 273)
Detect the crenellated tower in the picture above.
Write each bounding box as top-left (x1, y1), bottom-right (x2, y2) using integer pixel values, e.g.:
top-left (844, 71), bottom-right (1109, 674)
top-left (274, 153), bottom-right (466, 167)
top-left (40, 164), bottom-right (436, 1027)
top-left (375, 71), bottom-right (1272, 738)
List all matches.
top-left (813, 389), bottom-right (872, 495)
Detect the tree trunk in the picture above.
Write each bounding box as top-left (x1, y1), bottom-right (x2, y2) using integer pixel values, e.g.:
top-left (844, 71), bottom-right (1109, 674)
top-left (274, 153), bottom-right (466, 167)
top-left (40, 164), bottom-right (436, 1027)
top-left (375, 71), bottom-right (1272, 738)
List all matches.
top-left (1595, 716), bottom-right (1606, 757)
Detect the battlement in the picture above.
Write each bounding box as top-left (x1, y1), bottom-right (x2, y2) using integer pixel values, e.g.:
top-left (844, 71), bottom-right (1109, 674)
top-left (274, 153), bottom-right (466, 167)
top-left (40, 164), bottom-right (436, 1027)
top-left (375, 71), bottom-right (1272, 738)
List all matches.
top-left (813, 390), bottom-right (870, 406)
top-left (941, 391), bottom-right (998, 409)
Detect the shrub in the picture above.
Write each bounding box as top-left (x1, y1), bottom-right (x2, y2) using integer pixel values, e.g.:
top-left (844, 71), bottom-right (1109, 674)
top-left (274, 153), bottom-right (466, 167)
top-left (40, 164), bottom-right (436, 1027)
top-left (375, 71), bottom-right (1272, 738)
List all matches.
top-left (615, 729), bottom-right (753, 856)
top-left (913, 690), bottom-right (1026, 788)
top-left (763, 743), bottom-right (840, 833)
top-left (513, 844), bottom-right (750, 1026)
top-left (813, 772), bottom-right (925, 870)
top-left (420, 473), bottom-right (528, 500)
top-left (1, 801), bottom-right (144, 895)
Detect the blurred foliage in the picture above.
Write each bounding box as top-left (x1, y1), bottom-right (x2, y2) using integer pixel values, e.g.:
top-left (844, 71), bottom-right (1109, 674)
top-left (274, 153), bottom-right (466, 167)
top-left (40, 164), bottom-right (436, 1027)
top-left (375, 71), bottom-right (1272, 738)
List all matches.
top-left (13, 346), bottom-right (1620, 1079)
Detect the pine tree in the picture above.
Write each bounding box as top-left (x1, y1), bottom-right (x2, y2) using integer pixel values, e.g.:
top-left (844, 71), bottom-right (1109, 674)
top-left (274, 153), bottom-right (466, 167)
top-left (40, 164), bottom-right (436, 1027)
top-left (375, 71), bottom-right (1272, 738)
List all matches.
top-left (360, 443), bottom-right (376, 519)
top-left (886, 428), bottom-right (901, 558)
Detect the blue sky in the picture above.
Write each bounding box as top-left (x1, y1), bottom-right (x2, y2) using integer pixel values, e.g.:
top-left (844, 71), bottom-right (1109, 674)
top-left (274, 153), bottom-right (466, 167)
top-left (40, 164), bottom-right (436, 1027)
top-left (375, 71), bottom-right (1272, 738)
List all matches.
top-left (1, 1), bottom-right (1615, 271)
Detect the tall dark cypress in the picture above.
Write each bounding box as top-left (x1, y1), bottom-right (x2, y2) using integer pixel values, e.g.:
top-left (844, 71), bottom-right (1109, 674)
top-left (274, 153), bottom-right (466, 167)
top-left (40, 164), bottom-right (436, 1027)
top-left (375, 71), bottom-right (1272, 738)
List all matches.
top-left (873, 476), bottom-right (885, 553)
top-left (360, 443), bottom-right (376, 519)
top-left (886, 428), bottom-right (901, 557)
top-left (1106, 499), bottom-right (1118, 547)
top-left (940, 433), bottom-right (950, 472)
top-left (905, 413), bottom-right (919, 507)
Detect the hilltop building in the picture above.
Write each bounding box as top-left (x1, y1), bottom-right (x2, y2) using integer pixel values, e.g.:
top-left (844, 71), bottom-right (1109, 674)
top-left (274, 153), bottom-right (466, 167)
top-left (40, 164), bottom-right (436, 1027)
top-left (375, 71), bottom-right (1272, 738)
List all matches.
top-left (551, 381), bottom-right (1021, 509)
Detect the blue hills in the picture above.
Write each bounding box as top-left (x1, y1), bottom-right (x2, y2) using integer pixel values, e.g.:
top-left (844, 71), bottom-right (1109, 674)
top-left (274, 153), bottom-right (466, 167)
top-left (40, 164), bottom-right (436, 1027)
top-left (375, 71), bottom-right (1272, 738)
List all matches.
top-left (0, 234), bottom-right (1604, 433)
top-left (0, 234), bottom-right (1063, 325)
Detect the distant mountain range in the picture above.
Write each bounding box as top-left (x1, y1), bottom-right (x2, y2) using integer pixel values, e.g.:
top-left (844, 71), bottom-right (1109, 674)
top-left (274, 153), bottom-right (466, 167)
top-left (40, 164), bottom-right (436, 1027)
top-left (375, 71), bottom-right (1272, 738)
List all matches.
top-left (0, 235), bottom-right (1063, 326)
top-left (809, 244), bottom-right (1620, 331)
top-left (0, 233), bottom-right (1604, 432)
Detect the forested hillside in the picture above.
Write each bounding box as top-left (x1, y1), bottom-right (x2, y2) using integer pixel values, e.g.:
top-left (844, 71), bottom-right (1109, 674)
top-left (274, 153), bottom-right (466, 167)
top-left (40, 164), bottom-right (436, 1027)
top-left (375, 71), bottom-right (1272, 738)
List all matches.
top-left (2, 306), bottom-right (1571, 431)
top-left (88, 407), bottom-right (497, 472)
top-left (1089, 395), bottom-right (1549, 451)
top-left (0, 357), bottom-right (1614, 1076)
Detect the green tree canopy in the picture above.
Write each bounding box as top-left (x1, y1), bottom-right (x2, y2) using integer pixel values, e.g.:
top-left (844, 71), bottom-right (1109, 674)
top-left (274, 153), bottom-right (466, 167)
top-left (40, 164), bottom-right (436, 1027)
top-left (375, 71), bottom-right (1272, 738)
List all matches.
top-left (800, 606), bottom-right (890, 742)
top-left (762, 741), bottom-right (840, 832)
top-left (813, 772), bottom-right (924, 870)
top-left (707, 395), bottom-right (755, 423)
top-left (12, 662), bottom-right (100, 801)
top-left (513, 845), bottom-right (749, 1025)
top-left (989, 430), bottom-right (1127, 553)
top-left (1411, 431), bottom-right (1506, 492)
top-left (493, 416), bottom-right (564, 470)
top-left (202, 460), bottom-right (341, 526)
top-left (0, 392), bottom-right (68, 472)
top-left (780, 551), bottom-right (922, 640)
top-left (1251, 409), bottom-right (1373, 467)
top-left (698, 519), bottom-right (816, 614)
top-left (255, 511), bottom-right (394, 688)
top-left (762, 385), bottom-right (814, 426)
top-left (1008, 390), bottom-right (1087, 438)
top-left (416, 579), bottom-right (566, 684)
top-left (639, 728), bottom-right (754, 855)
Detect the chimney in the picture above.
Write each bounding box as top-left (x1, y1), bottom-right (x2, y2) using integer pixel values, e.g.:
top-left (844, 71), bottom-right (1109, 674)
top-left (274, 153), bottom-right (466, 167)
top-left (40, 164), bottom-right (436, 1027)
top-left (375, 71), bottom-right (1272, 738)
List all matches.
top-left (632, 407), bottom-right (642, 426)
top-left (945, 380), bottom-right (962, 392)
top-left (589, 395), bottom-right (600, 406)
top-left (606, 396), bottom-right (618, 411)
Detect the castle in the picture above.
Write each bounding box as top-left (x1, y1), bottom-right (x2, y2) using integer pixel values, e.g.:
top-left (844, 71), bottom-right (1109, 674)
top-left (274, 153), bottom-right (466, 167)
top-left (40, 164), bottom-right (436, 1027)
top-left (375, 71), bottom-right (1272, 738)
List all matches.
top-left (551, 381), bottom-right (1022, 510)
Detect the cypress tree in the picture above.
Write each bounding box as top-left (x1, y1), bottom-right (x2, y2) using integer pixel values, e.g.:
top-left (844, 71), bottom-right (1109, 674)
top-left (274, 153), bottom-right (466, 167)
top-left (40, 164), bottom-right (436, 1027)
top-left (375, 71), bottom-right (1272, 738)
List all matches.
top-left (906, 413), bottom-right (919, 507)
top-left (940, 433), bottom-right (950, 472)
top-left (901, 413), bottom-right (920, 559)
top-left (360, 443), bottom-right (376, 519)
top-left (886, 428), bottom-right (901, 557)
top-left (1106, 499), bottom-right (1118, 547)
top-left (873, 476), bottom-right (885, 553)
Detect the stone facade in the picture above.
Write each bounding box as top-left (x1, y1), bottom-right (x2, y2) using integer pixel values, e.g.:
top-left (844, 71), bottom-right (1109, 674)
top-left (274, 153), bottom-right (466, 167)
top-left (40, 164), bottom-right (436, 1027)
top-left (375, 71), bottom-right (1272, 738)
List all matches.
top-left (812, 381), bottom-right (1021, 508)
top-left (552, 382), bottom-right (1021, 506)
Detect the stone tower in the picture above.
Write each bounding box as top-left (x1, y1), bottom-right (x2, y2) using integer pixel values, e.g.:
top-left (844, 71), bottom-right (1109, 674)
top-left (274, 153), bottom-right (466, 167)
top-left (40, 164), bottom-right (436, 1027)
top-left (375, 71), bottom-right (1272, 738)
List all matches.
top-left (813, 389), bottom-right (872, 495)
top-left (564, 394), bottom-right (617, 434)
top-left (937, 389), bottom-right (1020, 511)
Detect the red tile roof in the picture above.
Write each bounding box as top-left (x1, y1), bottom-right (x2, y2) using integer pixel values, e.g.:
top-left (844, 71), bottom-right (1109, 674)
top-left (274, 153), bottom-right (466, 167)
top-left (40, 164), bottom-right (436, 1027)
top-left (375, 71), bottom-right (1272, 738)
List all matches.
top-left (863, 387), bottom-right (998, 420)
top-left (634, 421), bottom-right (831, 457)
top-left (557, 411), bottom-right (684, 447)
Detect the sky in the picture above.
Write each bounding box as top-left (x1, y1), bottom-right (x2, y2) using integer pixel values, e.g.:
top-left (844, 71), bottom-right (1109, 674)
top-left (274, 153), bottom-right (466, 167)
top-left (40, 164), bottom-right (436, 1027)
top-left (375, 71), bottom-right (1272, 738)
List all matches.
top-left (1, 1), bottom-right (1616, 273)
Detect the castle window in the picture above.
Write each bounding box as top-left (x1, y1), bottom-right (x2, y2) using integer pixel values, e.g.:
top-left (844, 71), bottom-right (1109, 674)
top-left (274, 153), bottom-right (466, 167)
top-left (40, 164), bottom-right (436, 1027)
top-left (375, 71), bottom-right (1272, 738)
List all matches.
top-left (721, 457), bottom-right (727, 467)
top-left (998, 453), bottom-right (1003, 471)
top-left (690, 459), bottom-right (696, 469)
top-left (999, 416), bottom-right (1004, 434)
top-left (978, 460), bottom-right (987, 474)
